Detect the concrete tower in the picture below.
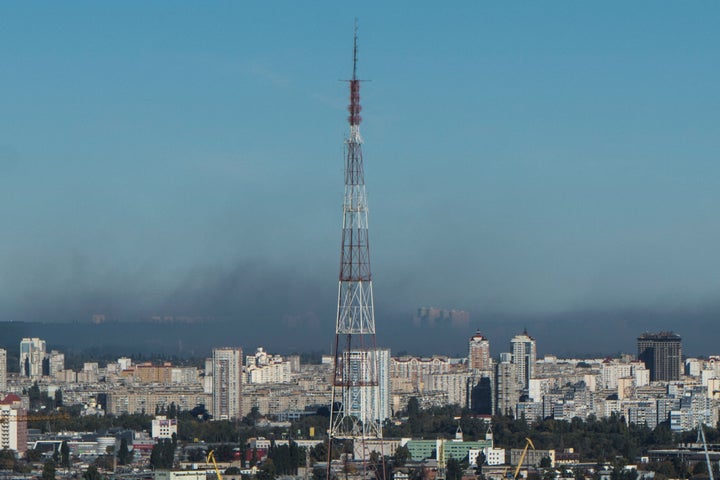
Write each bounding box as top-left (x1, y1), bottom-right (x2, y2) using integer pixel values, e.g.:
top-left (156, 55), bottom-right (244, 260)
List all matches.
top-left (511, 330), bottom-right (536, 389)
top-left (212, 347), bottom-right (243, 420)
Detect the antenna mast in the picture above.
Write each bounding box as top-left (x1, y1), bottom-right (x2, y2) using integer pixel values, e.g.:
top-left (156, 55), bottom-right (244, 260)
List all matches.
top-left (326, 21), bottom-right (387, 480)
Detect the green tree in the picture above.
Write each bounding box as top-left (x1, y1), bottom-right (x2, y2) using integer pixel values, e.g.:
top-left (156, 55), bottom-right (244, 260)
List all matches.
top-left (94, 456), bottom-right (113, 471)
top-left (543, 469), bottom-right (557, 480)
top-left (118, 438), bottom-right (132, 465)
top-left (0, 449), bottom-right (16, 470)
top-left (313, 466), bottom-right (331, 480)
top-left (693, 462), bottom-right (708, 476)
top-left (187, 449), bottom-right (206, 462)
top-left (257, 458), bottom-right (277, 480)
top-left (41, 461), bottom-right (56, 480)
top-left (310, 442), bottom-right (328, 463)
top-left (268, 442), bottom-right (304, 476)
top-left (150, 439), bottom-right (175, 469)
top-left (475, 451), bottom-right (487, 475)
top-left (243, 407), bottom-right (262, 426)
top-left (406, 397), bottom-right (420, 419)
top-left (83, 465), bottom-right (102, 480)
top-left (25, 449), bottom-right (42, 462)
top-left (368, 451), bottom-right (388, 480)
top-left (28, 383), bottom-right (42, 411)
top-left (446, 458), bottom-right (463, 480)
top-left (61, 441), bottom-right (70, 468)
top-left (540, 457), bottom-right (552, 468)
top-left (167, 402), bottom-right (177, 419)
top-left (394, 445), bottom-right (411, 467)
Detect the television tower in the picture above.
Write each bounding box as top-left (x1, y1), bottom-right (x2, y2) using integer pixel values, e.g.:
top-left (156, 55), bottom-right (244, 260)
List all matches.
top-left (327, 23), bottom-right (384, 467)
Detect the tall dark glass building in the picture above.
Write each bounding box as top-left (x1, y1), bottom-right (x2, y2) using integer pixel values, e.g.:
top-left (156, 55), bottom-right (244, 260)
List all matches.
top-left (637, 332), bottom-right (682, 381)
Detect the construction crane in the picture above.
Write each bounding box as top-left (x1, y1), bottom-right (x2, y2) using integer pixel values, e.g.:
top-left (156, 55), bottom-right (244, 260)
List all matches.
top-left (513, 437), bottom-right (535, 480)
top-left (207, 450), bottom-right (224, 480)
top-left (0, 413), bottom-right (69, 423)
top-left (698, 423), bottom-right (715, 480)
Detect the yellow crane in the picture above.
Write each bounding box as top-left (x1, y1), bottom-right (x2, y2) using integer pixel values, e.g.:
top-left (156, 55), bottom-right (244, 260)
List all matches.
top-left (207, 450), bottom-right (224, 480)
top-left (513, 438), bottom-right (535, 480)
top-left (0, 413), bottom-right (69, 423)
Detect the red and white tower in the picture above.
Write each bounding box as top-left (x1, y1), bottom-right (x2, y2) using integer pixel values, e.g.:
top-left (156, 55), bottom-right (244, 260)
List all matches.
top-left (328, 25), bottom-right (384, 457)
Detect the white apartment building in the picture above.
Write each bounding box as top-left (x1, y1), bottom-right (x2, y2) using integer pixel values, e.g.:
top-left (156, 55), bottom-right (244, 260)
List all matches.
top-left (529, 378), bottom-right (551, 402)
top-left (600, 360), bottom-right (649, 390)
top-left (246, 348), bottom-right (291, 384)
top-left (248, 363), bottom-right (290, 383)
top-left (686, 358), bottom-right (702, 377)
top-left (19, 338), bottom-right (46, 378)
top-left (212, 347), bottom-right (243, 420)
top-left (496, 359), bottom-right (521, 416)
top-left (469, 447), bottom-right (506, 466)
top-left (429, 372), bottom-right (468, 406)
top-left (601, 361), bottom-right (632, 389)
top-left (511, 331), bottom-right (536, 389)
top-left (633, 363), bottom-right (650, 387)
top-left (0, 395), bottom-right (26, 454)
top-left (151, 415), bottom-right (178, 439)
top-left (170, 367), bottom-right (200, 384)
top-left (342, 348), bottom-right (391, 424)
top-left (47, 350), bottom-right (65, 378)
top-left (118, 357), bottom-right (133, 371)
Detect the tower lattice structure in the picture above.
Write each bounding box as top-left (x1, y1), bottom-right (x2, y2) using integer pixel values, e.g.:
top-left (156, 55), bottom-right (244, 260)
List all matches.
top-left (328, 27), bottom-right (383, 448)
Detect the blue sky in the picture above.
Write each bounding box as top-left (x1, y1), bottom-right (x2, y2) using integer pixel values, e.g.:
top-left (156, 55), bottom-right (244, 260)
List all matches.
top-left (1, 2), bottom-right (719, 328)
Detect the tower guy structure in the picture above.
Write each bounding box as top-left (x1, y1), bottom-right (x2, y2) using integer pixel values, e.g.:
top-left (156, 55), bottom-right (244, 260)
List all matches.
top-left (328, 25), bottom-right (385, 464)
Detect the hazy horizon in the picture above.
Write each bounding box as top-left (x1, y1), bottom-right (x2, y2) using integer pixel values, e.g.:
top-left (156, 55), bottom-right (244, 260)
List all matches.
top-left (1, 3), bottom-right (719, 352)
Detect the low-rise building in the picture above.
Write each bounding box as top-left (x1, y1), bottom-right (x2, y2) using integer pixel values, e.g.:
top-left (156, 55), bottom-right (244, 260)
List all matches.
top-left (509, 448), bottom-right (555, 468)
top-left (152, 415), bottom-right (178, 439)
top-left (155, 470), bottom-right (207, 480)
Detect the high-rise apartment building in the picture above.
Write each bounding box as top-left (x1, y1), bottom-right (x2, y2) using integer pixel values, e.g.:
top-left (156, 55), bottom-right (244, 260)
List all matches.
top-left (246, 347), bottom-right (291, 384)
top-left (469, 331), bottom-right (491, 373)
top-left (19, 338), bottom-right (46, 378)
top-left (375, 349), bottom-right (391, 423)
top-left (637, 332), bottom-right (682, 381)
top-left (495, 358), bottom-right (521, 416)
top-left (47, 350), bottom-right (65, 378)
top-left (468, 375), bottom-right (493, 415)
top-left (0, 349), bottom-right (6, 391)
top-left (212, 347), bottom-right (243, 420)
top-left (341, 348), bottom-right (391, 425)
top-left (511, 330), bottom-right (536, 389)
top-left (0, 394), bottom-right (26, 454)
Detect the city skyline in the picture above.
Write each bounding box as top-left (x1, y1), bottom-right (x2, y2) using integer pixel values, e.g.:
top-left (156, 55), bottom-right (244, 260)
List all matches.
top-left (1, 3), bottom-right (719, 347)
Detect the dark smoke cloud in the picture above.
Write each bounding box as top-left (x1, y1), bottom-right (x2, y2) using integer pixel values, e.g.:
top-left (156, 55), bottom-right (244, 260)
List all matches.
top-left (0, 251), bottom-right (718, 358)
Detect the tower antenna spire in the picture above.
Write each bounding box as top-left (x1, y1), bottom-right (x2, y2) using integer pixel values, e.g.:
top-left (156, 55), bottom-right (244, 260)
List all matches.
top-left (348, 19), bottom-right (362, 129)
top-left (327, 20), bottom-right (386, 480)
top-left (352, 18), bottom-right (358, 81)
